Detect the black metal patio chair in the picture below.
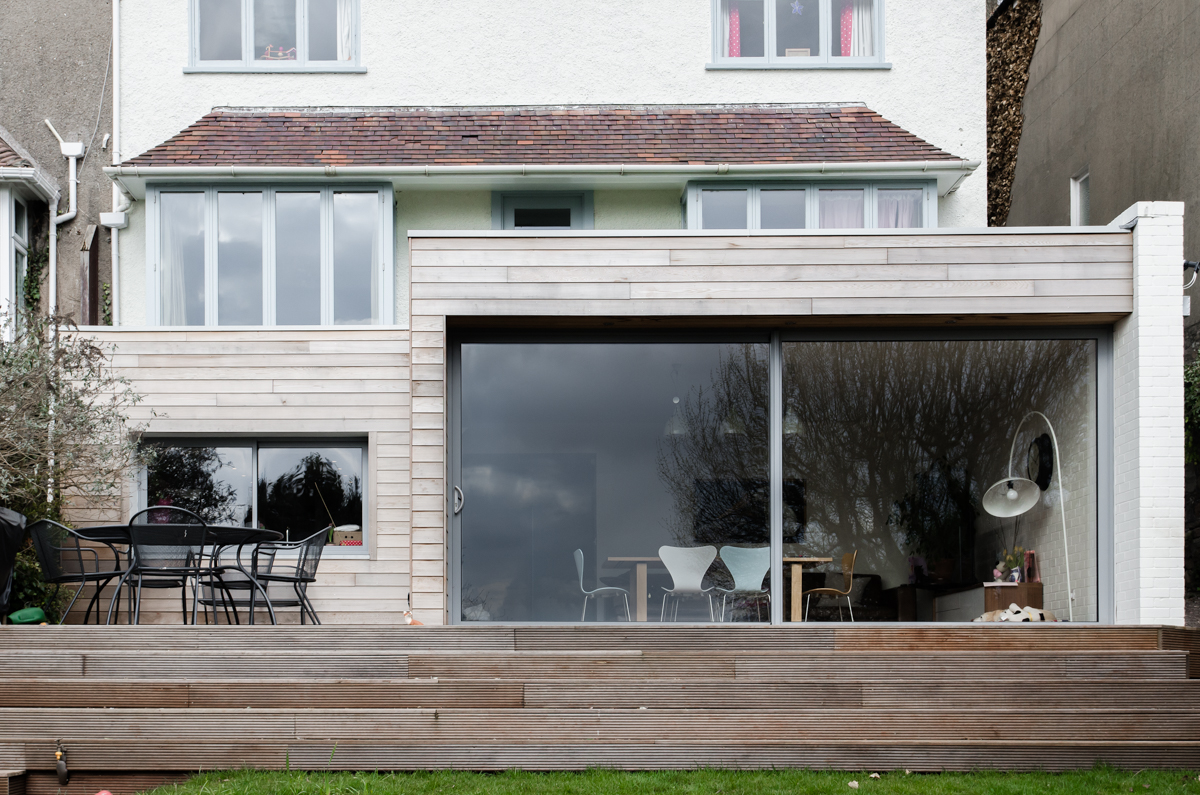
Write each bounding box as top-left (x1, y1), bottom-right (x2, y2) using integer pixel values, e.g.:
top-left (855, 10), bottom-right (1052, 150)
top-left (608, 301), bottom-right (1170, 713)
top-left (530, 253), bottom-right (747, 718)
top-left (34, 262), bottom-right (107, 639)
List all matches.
top-left (27, 520), bottom-right (127, 624)
top-left (248, 528), bottom-right (327, 624)
top-left (107, 506), bottom-right (209, 625)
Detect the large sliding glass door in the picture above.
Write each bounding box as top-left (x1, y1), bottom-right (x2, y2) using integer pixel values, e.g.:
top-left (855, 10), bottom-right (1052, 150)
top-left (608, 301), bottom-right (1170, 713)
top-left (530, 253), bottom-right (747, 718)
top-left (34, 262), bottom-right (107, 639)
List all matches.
top-left (456, 339), bottom-right (770, 622)
top-left (452, 330), bottom-right (1106, 624)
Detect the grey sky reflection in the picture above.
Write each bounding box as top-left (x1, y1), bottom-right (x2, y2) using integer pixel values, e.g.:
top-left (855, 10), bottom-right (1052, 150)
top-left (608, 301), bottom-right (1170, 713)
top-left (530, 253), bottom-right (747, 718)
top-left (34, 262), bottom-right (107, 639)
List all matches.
top-left (461, 342), bottom-right (768, 622)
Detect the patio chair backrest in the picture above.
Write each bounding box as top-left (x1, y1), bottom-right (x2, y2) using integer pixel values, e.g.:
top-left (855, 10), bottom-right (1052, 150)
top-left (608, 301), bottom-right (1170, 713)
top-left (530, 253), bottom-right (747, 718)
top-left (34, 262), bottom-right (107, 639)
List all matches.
top-left (256, 528), bottom-right (326, 582)
top-left (659, 545), bottom-right (717, 593)
top-left (127, 523), bottom-right (208, 572)
top-left (27, 520), bottom-right (70, 582)
top-left (130, 506), bottom-right (206, 526)
top-left (719, 545), bottom-right (770, 593)
top-left (28, 520), bottom-right (124, 582)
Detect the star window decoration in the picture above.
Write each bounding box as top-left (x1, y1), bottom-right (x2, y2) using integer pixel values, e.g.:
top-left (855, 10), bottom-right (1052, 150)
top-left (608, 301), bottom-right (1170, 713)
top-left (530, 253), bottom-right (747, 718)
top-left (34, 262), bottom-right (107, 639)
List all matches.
top-left (791, 0), bottom-right (804, 14)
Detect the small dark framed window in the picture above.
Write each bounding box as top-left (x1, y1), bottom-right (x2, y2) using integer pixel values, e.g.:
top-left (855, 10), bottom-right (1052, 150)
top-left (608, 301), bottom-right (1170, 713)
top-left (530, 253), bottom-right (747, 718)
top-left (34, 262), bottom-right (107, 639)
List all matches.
top-left (494, 192), bottom-right (594, 230)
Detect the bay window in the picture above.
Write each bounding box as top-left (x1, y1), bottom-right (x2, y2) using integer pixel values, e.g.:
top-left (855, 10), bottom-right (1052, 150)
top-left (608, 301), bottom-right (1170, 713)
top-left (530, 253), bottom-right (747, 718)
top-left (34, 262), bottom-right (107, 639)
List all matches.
top-left (191, 0), bottom-right (361, 71)
top-left (150, 185), bottom-right (393, 327)
top-left (688, 182), bottom-right (934, 230)
top-left (712, 0), bottom-right (884, 67)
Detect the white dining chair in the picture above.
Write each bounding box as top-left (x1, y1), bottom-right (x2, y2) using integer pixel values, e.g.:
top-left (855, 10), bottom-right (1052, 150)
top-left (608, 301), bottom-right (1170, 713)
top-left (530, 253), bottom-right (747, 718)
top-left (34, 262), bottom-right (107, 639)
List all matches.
top-left (716, 545), bottom-right (770, 621)
top-left (658, 545), bottom-right (717, 621)
top-left (574, 549), bottom-right (631, 621)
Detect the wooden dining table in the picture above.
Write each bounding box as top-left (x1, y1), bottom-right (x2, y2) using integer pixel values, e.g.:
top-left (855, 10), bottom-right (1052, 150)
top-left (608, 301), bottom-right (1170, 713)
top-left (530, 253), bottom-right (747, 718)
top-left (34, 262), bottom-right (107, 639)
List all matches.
top-left (784, 556), bottom-right (834, 622)
top-left (605, 556), bottom-right (662, 622)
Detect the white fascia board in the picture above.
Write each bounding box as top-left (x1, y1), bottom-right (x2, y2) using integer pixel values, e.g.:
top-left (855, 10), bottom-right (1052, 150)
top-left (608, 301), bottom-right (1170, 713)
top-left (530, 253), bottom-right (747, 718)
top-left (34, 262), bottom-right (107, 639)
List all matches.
top-left (0, 167), bottom-right (61, 203)
top-left (105, 160), bottom-right (981, 198)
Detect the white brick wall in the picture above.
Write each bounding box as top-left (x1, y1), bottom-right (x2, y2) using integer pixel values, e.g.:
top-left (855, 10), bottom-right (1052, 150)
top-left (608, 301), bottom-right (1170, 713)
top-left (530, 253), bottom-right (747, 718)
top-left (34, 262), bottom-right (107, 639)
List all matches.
top-left (1111, 201), bottom-right (1186, 626)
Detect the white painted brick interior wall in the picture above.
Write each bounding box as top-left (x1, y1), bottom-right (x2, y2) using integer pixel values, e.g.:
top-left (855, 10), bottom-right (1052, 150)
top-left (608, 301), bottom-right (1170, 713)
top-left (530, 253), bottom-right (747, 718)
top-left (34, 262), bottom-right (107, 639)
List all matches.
top-left (1111, 201), bottom-right (1186, 626)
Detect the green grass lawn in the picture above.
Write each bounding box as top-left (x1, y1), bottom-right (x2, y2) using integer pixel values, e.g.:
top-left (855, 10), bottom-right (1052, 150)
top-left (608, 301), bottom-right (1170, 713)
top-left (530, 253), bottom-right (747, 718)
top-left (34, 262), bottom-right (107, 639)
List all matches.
top-left (144, 768), bottom-right (1200, 795)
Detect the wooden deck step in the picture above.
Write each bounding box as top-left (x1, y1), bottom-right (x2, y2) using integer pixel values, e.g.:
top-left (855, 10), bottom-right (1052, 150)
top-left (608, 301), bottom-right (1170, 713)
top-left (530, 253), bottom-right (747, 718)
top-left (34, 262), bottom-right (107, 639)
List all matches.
top-left (5, 706), bottom-right (1200, 743)
top-left (2, 624), bottom-right (1190, 653)
top-left (0, 649), bottom-right (1187, 681)
top-left (3, 678), bottom-right (1195, 710)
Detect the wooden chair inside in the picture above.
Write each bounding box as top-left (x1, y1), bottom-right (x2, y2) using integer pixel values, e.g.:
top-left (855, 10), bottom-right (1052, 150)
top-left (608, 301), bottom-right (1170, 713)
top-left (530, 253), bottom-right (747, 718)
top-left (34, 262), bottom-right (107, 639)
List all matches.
top-left (802, 550), bottom-right (857, 622)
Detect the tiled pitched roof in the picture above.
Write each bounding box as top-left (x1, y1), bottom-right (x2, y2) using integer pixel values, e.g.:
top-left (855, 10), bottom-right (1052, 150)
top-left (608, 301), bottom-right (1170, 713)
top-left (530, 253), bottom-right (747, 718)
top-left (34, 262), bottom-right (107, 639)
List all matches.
top-left (125, 105), bottom-right (964, 167)
top-left (0, 136), bottom-right (30, 168)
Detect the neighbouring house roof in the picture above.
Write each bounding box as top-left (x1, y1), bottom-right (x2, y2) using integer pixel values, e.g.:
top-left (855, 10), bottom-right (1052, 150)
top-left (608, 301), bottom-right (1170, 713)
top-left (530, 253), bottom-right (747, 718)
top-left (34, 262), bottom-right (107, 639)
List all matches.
top-left (0, 124), bottom-right (59, 202)
top-left (123, 104), bottom-right (967, 167)
top-left (0, 137), bottom-right (28, 168)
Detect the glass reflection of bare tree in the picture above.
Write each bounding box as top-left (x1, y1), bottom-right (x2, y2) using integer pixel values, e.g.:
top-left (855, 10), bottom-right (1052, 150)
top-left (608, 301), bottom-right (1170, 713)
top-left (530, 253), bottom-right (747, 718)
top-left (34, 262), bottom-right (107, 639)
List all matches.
top-left (785, 340), bottom-right (1092, 582)
top-left (657, 344), bottom-right (771, 552)
top-left (658, 340), bottom-right (1092, 584)
top-left (146, 446), bottom-right (240, 524)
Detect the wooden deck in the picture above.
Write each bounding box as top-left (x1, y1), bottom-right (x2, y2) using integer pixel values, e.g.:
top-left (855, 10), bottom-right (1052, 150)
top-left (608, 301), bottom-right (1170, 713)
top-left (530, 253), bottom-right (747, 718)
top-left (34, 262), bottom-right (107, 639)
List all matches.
top-left (0, 624), bottom-right (1197, 787)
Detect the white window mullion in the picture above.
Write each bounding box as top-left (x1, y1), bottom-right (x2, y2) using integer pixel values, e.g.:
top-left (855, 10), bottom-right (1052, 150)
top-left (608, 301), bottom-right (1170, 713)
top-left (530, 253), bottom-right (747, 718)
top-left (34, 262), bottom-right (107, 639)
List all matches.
top-left (820, 0), bottom-right (832, 63)
top-left (321, 187), bottom-right (333, 325)
top-left (243, 0), bottom-right (254, 66)
top-left (763, 0), bottom-right (775, 64)
top-left (263, 188), bottom-right (276, 325)
top-left (205, 188), bottom-right (218, 326)
top-left (865, 184), bottom-right (877, 229)
top-left (296, 0), bottom-right (308, 65)
top-left (749, 186), bottom-right (761, 231)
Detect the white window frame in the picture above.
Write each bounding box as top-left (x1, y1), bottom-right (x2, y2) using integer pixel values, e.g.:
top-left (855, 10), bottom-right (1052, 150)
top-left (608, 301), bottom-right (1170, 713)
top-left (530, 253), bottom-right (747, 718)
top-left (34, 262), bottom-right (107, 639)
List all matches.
top-left (491, 191), bottom-right (595, 230)
top-left (187, 0), bottom-right (364, 73)
top-left (686, 181), bottom-right (937, 230)
top-left (2, 189), bottom-right (29, 323)
top-left (147, 183), bottom-right (395, 327)
top-left (1071, 171), bottom-right (1091, 227)
top-left (708, 0), bottom-right (888, 69)
top-left (139, 437), bottom-right (371, 558)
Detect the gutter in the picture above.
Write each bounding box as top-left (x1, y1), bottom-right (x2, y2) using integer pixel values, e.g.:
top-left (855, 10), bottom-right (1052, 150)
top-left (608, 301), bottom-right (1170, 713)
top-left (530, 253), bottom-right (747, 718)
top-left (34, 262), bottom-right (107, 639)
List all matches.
top-left (0, 167), bottom-right (60, 204)
top-left (105, 159), bottom-right (981, 195)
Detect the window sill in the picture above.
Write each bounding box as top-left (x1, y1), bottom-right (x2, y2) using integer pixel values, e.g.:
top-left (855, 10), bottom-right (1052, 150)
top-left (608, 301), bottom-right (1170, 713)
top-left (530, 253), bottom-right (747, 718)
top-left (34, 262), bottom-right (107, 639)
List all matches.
top-left (184, 65), bottom-right (367, 74)
top-left (705, 62), bottom-right (892, 70)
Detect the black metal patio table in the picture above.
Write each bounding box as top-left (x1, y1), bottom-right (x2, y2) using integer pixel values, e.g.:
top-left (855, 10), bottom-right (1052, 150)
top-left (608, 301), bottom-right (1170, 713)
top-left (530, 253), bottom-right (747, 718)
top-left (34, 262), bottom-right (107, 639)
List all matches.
top-left (75, 524), bottom-right (283, 625)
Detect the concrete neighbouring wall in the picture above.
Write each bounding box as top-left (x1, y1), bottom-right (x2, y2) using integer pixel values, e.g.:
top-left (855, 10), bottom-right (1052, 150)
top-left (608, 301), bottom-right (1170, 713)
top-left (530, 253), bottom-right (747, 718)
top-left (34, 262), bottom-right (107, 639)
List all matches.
top-left (1111, 202), bottom-right (1186, 626)
top-left (0, 0), bottom-right (113, 323)
top-left (116, 0), bottom-right (987, 228)
top-left (1007, 2), bottom-right (1200, 289)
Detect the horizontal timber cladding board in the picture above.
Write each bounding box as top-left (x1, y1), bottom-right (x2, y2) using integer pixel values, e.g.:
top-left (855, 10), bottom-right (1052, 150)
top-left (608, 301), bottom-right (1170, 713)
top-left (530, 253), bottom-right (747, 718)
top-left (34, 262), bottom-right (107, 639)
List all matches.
top-left (405, 652), bottom-right (734, 680)
top-left (0, 626), bottom-right (516, 651)
top-left (0, 680), bottom-right (524, 710)
top-left (6, 709), bottom-right (1200, 744)
top-left (858, 679), bottom-right (1200, 709)
top-left (735, 652), bottom-right (1189, 680)
top-left (409, 232), bottom-right (1131, 251)
top-left (13, 740), bottom-right (1200, 773)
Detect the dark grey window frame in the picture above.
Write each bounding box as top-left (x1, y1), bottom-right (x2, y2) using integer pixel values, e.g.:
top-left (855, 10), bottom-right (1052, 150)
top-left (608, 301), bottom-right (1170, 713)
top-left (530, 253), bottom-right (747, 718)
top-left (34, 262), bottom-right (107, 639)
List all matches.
top-left (448, 326), bottom-right (1114, 625)
top-left (138, 436), bottom-right (371, 558)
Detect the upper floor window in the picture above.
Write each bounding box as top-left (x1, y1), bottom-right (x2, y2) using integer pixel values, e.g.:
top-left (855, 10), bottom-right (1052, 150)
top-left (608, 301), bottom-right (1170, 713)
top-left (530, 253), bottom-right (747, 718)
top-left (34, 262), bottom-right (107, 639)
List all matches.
top-left (9, 194), bottom-right (29, 316)
top-left (493, 192), bottom-right (594, 230)
top-left (711, 0), bottom-right (885, 68)
top-left (1071, 171), bottom-right (1090, 226)
top-left (190, 0), bottom-right (362, 72)
top-left (149, 185), bottom-right (393, 327)
top-left (687, 182), bottom-right (933, 230)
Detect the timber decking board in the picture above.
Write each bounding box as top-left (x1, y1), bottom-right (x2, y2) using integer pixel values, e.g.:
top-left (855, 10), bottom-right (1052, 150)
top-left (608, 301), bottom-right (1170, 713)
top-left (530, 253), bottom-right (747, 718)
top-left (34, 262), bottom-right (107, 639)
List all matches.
top-left (7, 708), bottom-right (1199, 743)
top-left (734, 651), bottom-right (1189, 680)
top-left (0, 652), bottom-right (409, 680)
top-left (21, 772), bottom-right (190, 795)
top-left (406, 652), bottom-right (736, 680)
top-left (13, 739), bottom-right (1200, 772)
top-left (0, 626), bottom-right (517, 651)
top-left (1161, 627), bottom-right (1200, 678)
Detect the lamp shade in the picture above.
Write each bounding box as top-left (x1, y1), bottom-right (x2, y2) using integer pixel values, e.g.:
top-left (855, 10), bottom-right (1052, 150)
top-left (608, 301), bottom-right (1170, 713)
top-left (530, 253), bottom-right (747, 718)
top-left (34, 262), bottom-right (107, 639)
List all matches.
top-left (982, 477), bottom-right (1040, 518)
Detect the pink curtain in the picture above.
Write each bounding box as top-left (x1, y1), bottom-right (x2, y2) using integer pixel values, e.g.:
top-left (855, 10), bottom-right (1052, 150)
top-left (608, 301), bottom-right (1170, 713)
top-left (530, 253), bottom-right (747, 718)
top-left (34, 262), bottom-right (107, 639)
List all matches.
top-left (840, 1), bottom-right (853, 56)
top-left (729, 2), bottom-right (742, 57)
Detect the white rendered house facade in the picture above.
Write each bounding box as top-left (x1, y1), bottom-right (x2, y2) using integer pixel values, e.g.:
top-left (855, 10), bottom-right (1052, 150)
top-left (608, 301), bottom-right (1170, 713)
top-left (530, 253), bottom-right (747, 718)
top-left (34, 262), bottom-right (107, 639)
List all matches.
top-left (80, 0), bottom-right (1184, 626)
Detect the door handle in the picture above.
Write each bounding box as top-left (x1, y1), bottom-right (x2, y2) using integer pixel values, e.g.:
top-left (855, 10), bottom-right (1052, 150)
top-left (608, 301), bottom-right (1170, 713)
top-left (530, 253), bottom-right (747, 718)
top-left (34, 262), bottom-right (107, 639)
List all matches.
top-left (453, 486), bottom-right (464, 515)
